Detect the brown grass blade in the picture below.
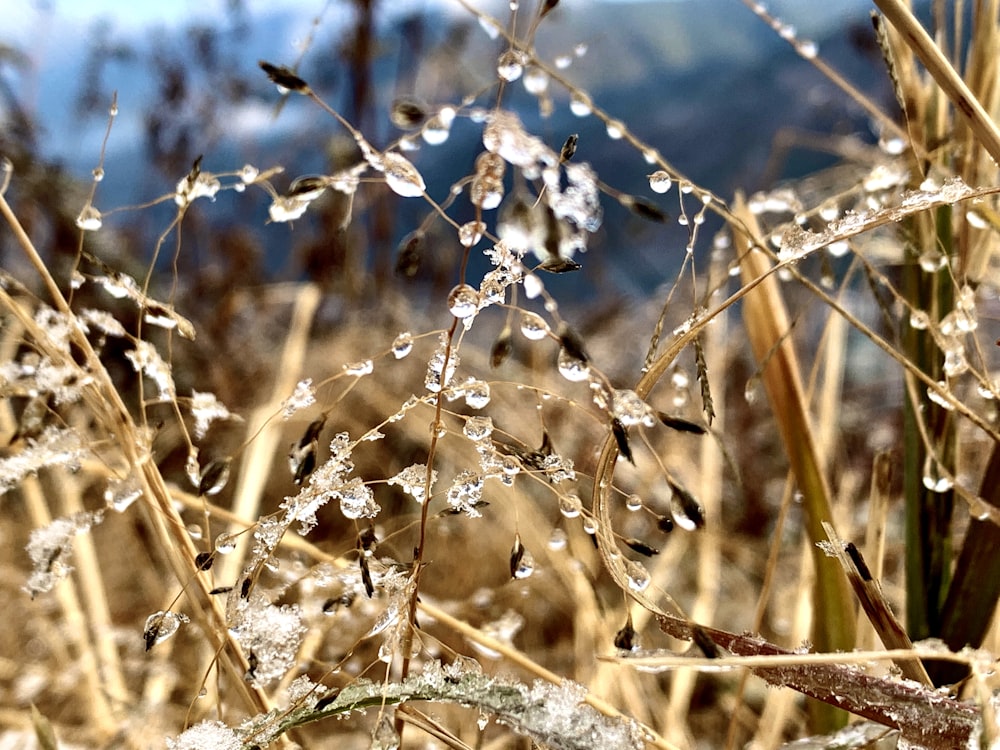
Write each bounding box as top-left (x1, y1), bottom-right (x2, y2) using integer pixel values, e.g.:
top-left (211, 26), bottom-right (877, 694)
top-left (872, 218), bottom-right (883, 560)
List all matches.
top-left (731, 193), bottom-right (856, 657)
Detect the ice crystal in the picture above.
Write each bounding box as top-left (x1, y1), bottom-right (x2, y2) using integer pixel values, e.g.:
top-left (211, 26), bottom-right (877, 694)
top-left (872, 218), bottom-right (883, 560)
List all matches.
top-left (78, 307), bottom-right (127, 338)
top-left (125, 340), bottom-right (175, 399)
top-left (229, 592), bottom-right (306, 686)
top-left (334, 477), bottom-right (380, 519)
top-left (447, 470), bottom-right (485, 517)
top-left (105, 473), bottom-right (143, 512)
top-left (611, 389), bottom-right (656, 427)
top-left (388, 463), bottom-right (437, 504)
top-left (190, 390), bottom-right (234, 439)
top-left (0, 426), bottom-right (88, 496)
top-left (175, 170), bottom-right (221, 206)
top-left (424, 333), bottom-right (459, 393)
top-left (23, 510), bottom-right (101, 597)
top-left (166, 720), bottom-right (241, 750)
top-left (483, 111), bottom-right (555, 170)
top-left (282, 379), bottom-right (316, 419)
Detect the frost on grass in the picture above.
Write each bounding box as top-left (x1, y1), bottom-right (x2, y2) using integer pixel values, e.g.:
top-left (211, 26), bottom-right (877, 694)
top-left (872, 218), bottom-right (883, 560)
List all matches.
top-left (0, 426), bottom-right (89, 495)
top-left (189, 390), bottom-right (235, 439)
top-left (281, 378), bottom-right (315, 419)
top-left (228, 591), bottom-right (305, 686)
top-left (23, 510), bottom-right (102, 598)
top-left (280, 432), bottom-right (379, 531)
top-left (264, 659), bottom-right (645, 750)
top-left (125, 340), bottom-right (175, 399)
top-left (388, 463), bottom-right (437, 504)
top-left (166, 720), bottom-right (241, 750)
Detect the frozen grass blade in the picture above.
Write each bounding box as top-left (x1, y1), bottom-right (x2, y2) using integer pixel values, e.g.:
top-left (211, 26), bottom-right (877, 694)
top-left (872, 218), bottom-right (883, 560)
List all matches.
top-left (731, 193), bottom-right (855, 663)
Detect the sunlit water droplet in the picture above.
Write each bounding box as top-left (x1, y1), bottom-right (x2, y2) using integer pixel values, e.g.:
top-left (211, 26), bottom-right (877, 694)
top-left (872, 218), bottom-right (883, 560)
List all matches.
top-left (519, 311), bottom-right (549, 340)
top-left (569, 92), bottom-right (592, 117)
top-left (625, 494), bottom-right (642, 512)
top-left (496, 49), bottom-right (525, 82)
top-left (76, 205), bottom-right (103, 231)
top-left (448, 284), bottom-right (481, 318)
top-left (392, 331), bottom-right (413, 359)
top-left (625, 559), bottom-right (651, 592)
top-left (922, 455), bottom-right (954, 493)
top-left (647, 171), bottom-right (672, 194)
top-left (559, 493), bottom-right (582, 518)
top-left (214, 532), bottom-right (237, 554)
top-left (512, 547), bottom-right (535, 579)
top-left (557, 350), bottom-right (590, 382)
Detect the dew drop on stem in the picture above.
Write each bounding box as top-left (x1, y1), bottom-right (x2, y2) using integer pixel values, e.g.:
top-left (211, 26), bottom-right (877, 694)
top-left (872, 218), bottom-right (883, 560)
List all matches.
top-left (448, 284), bottom-right (481, 318)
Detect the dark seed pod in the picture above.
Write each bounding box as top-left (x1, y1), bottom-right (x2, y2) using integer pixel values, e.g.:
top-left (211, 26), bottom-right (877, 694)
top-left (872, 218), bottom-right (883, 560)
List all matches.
top-left (259, 60), bottom-right (309, 93)
top-left (359, 525), bottom-right (378, 555)
top-left (623, 537), bottom-right (659, 557)
top-left (315, 690), bottom-right (340, 711)
top-left (846, 542), bottom-right (873, 582)
top-left (194, 551), bottom-right (213, 571)
top-left (612, 418), bottom-right (634, 464)
top-left (198, 458), bottom-right (231, 497)
top-left (509, 534), bottom-right (525, 579)
top-left (656, 515), bottom-right (674, 533)
top-left (560, 133), bottom-right (578, 162)
top-left (539, 256), bottom-right (582, 273)
top-left (623, 195), bottom-right (669, 223)
top-left (288, 175), bottom-right (329, 201)
top-left (613, 615), bottom-right (637, 650)
top-left (656, 411), bottom-right (707, 435)
top-left (669, 479), bottom-right (705, 529)
top-left (692, 625), bottom-right (721, 658)
top-left (240, 577), bottom-right (252, 599)
top-left (390, 98), bottom-right (427, 129)
top-left (395, 230), bottom-right (424, 277)
top-left (292, 447), bottom-right (316, 486)
top-left (557, 323), bottom-right (588, 364)
top-left (209, 585), bottom-right (233, 595)
top-left (540, 0), bottom-right (561, 18)
top-left (360, 556), bottom-right (374, 598)
top-left (491, 326), bottom-right (513, 368)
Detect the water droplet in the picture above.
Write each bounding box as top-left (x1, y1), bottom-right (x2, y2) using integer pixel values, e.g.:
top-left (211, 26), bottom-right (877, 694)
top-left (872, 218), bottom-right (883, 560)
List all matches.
top-left (909, 310), bottom-right (930, 330)
top-left (927, 382), bottom-right (955, 411)
top-left (214, 532), bottom-right (237, 555)
top-left (559, 493), bottom-right (582, 518)
top-left (569, 92), bottom-right (592, 117)
top-left (380, 152), bottom-right (426, 197)
top-left (554, 54), bottom-right (573, 69)
top-left (391, 331), bottom-right (413, 359)
top-left (343, 359), bottom-right (374, 377)
top-left (512, 547), bottom-right (535, 579)
top-left (459, 220), bottom-right (486, 247)
top-left (240, 164), bottom-right (259, 183)
top-left (464, 379), bottom-right (491, 409)
top-left (647, 171), bottom-right (672, 194)
top-left (422, 115), bottom-right (451, 145)
top-left (799, 39), bottom-right (818, 58)
top-left (448, 284), bottom-right (481, 318)
top-left (625, 494), bottom-right (642, 512)
top-left (497, 49), bottom-right (526, 82)
top-left (104, 474), bottom-right (143, 512)
top-left (478, 15), bottom-right (501, 39)
top-left (463, 415), bottom-right (494, 442)
top-left (582, 516), bottom-right (598, 535)
top-left (144, 610), bottom-right (189, 651)
top-left (922, 455), bottom-right (954, 493)
top-left (918, 250), bottom-right (947, 273)
top-left (523, 66), bottom-right (549, 95)
top-left (523, 273), bottom-right (544, 299)
top-left (624, 559), bottom-right (651, 592)
top-left (826, 240), bottom-right (849, 257)
top-left (76, 205), bottom-right (103, 231)
top-left (744, 377), bottom-right (760, 405)
top-left (477, 712), bottom-right (490, 731)
top-left (519, 311), bottom-right (549, 340)
top-left (548, 527), bottom-right (568, 551)
top-left (605, 120), bottom-right (626, 140)
top-left (186, 524), bottom-right (203, 541)
top-left (943, 347), bottom-right (968, 377)
top-left (557, 350), bottom-right (590, 382)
